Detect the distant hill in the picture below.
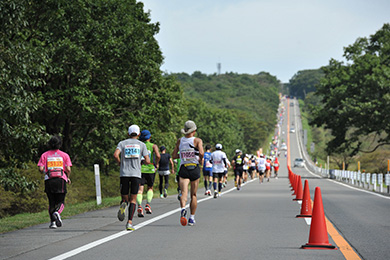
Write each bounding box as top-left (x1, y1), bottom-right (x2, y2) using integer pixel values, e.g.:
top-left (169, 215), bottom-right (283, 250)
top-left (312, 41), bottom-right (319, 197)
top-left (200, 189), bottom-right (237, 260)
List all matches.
top-left (172, 71), bottom-right (281, 154)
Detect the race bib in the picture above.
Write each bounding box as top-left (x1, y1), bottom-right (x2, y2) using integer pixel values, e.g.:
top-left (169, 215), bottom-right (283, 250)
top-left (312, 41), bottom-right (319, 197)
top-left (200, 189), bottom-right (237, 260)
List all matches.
top-left (236, 158), bottom-right (242, 164)
top-left (181, 149), bottom-right (196, 162)
top-left (125, 144), bottom-right (141, 159)
top-left (47, 156), bottom-right (63, 171)
top-left (205, 161), bottom-right (213, 168)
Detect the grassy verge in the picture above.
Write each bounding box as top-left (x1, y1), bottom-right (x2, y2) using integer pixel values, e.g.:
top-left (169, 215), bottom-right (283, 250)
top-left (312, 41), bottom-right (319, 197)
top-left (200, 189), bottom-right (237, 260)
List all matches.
top-left (0, 173), bottom-right (214, 234)
top-left (0, 196), bottom-right (121, 234)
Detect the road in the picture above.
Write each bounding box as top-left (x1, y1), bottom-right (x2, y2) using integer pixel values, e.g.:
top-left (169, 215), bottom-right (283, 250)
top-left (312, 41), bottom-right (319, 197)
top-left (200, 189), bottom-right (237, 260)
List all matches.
top-left (1, 98), bottom-right (389, 260)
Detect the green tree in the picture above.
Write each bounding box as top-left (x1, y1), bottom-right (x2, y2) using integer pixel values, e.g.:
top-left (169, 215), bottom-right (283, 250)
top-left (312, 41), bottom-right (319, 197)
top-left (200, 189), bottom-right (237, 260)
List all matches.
top-left (310, 23), bottom-right (390, 156)
top-left (288, 69), bottom-right (324, 99)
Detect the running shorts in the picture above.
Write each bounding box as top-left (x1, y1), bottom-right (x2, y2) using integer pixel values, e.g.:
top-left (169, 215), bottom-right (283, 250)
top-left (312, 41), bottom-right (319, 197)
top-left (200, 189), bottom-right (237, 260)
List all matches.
top-left (234, 166), bottom-right (243, 178)
top-left (203, 168), bottom-right (213, 177)
top-left (213, 172), bottom-right (225, 179)
top-left (120, 177), bottom-right (140, 195)
top-left (140, 172), bottom-right (156, 186)
top-left (45, 178), bottom-right (67, 194)
top-left (179, 164), bottom-right (200, 181)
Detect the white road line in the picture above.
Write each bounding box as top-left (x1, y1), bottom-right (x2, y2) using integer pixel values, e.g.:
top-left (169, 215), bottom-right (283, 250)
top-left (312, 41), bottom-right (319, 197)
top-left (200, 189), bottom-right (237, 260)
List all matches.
top-left (49, 179), bottom-right (256, 260)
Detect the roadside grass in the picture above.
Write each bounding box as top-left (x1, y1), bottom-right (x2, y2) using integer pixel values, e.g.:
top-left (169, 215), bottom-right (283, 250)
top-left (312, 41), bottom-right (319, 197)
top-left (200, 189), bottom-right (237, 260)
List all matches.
top-left (0, 172), bottom-right (216, 234)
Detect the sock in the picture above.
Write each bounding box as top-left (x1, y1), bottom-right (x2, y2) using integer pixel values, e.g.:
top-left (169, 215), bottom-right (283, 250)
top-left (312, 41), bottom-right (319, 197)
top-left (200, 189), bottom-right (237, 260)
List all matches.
top-left (213, 182), bottom-right (217, 191)
top-left (208, 181), bottom-right (213, 190)
top-left (129, 203), bottom-right (136, 221)
top-left (190, 214), bottom-right (195, 220)
top-left (147, 190), bottom-right (153, 204)
top-left (218, 183), bottom-right (222, 192)
top-left (136, 194), bottom-right (142, 206)
top-left (204, 180), bottom-right (208, 190)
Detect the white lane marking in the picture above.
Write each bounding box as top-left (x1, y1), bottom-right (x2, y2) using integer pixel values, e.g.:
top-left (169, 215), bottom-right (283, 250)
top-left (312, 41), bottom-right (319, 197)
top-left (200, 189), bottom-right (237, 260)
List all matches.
top-left (304, 218), bottom-right (312, 225)
top-left (49, 179), bottom-right (256, 260)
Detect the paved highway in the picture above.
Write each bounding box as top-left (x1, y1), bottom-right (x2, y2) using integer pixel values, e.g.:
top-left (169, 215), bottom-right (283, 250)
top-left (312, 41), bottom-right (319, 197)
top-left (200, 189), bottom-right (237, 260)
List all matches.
top-left (1, 98), bottom-right (389, 260)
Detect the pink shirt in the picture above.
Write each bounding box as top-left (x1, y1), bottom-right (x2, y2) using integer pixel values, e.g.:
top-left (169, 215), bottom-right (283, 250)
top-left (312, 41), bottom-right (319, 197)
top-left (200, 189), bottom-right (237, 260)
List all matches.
top-left (38, 149), bottom-right (72, 181)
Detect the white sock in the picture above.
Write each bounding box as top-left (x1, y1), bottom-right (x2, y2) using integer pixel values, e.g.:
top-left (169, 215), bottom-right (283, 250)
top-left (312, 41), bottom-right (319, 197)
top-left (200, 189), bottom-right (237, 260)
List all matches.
top-left (190, 214), bottom-right (195, 220)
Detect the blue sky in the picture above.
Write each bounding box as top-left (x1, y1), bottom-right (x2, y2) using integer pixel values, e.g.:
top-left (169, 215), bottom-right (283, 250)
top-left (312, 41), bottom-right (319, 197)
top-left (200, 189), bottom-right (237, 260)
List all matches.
top-left (141, 0), bottom-right (390, 83)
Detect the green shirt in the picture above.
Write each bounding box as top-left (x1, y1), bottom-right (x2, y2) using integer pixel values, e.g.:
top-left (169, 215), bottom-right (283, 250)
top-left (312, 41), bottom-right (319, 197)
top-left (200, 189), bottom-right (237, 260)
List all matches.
top-left (141, 141), bottom-right (155, 173)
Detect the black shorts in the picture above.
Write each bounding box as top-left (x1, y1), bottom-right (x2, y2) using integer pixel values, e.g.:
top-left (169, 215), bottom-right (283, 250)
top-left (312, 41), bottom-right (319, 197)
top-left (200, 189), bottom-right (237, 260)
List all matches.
top-left (178, 165), bottom-right (200, 181)
top-left (120, 177), bottom-right (140, 195)
top-left (257, 169), bottom-right (265, 176)
top-left (234, 166), bottom-right (243, 178)
top-left (213, 172), bottom-right (225, 179)
top-left (140, 172), bottom-right (156, 187)
top-left (45, 178), bottom-right (67, 194)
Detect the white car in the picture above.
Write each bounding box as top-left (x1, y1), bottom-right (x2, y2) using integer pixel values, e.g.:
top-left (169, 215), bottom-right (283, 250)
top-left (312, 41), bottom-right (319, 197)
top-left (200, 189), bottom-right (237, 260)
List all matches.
top-left (280, 143), bottom-right (287, 151)
top-left (294, 158), bottom-right (305, 167)
top-left (290, 127), bottom-right (295, 133)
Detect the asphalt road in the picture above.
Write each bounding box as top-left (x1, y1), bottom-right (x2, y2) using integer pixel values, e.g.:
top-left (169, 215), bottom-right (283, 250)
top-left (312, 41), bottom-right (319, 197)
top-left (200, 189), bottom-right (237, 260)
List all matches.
top-left (1, 98), bottom-right (389, 260)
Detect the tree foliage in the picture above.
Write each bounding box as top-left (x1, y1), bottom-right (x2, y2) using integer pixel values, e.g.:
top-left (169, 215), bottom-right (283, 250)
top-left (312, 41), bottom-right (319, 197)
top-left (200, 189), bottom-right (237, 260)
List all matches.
top-left (174, 71), bottom-right (280, 155)
top-left (310, 23), bottom-right (390, 156)
top-left (288, 69), bottom-right (324, 99)
top-left (0, 0), bottom-right (185, 169)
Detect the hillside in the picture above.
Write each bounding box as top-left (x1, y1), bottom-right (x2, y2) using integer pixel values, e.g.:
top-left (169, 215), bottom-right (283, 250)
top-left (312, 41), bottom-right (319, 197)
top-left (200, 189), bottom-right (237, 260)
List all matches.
top-left (173, 71), bottom-right (281, 154)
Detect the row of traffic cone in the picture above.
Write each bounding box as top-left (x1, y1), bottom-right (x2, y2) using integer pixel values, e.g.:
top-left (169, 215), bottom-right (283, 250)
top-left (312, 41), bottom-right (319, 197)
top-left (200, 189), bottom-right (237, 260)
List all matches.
top-left (288, 169), bottom-right (336, 250)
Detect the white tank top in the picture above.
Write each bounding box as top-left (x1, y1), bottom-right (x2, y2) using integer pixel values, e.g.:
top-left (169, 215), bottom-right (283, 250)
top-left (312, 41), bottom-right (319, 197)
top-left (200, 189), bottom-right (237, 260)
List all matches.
top-left (179, 137), bottom-right (199, 166)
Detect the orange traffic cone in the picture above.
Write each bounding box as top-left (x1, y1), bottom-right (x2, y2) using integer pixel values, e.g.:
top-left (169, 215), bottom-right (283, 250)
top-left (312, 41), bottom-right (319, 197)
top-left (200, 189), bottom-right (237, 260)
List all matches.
top-left (301, 187), bottom-right (336, 249)
top-left (293, 175), bottom-right (303, 201)
top-left (296, 180), bottom-right (312, 217)
top-left (292, 174), bottom-right (298, 194)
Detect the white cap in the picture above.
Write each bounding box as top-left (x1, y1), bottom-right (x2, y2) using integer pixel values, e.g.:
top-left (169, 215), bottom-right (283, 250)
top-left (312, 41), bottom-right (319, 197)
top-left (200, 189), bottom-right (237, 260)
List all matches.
top-left (128, 125), bottom-right (140, 135)
top-left (235, 149), bottom-right (241, 153)
top-left (216, 143), bottom-right (222, 149)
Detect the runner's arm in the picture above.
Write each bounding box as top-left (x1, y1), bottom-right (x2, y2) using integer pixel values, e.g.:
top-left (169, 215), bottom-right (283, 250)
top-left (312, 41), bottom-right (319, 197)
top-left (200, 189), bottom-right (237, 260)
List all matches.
top-left (153, 144), bottom-right (161, 167)
top-left (195, 138), bottom-right (204, 164)
top-left (114, 148), bottom-right (121, 165)
top-left (172, 138), bottom-right (181, 159)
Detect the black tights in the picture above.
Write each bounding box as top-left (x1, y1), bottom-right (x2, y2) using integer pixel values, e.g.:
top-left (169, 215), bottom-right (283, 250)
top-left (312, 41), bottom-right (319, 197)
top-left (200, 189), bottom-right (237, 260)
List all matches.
top-left (46, 192), bottom-right (66, 221)
top-left (159, 175), bottom-right (169, 194)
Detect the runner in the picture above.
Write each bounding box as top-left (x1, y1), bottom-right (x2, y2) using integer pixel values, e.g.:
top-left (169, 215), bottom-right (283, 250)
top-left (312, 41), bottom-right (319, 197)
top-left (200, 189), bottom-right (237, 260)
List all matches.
top-left (38, 136), bottom-right (72, 229)
top-left (202, 144), bottom-right (213, 196)
top-left (172, 120), bottom-right (204, 226)
top-left (158, 146), bottom-right (174, 198)
top-left (222, 157), bottom-right (230, 188)
top-left (232, 149), bottom-right (244, 190)
top-left (273, 157), bottom-right (280, 179)
top-left (243, 154), bottom-right (249, 183)
top-left (257, 154), bottom-right (266, 184)
top-left (174, 151), bottom-right (181, 201)
top-left (113, 125), bottom-right (150, 230)
top-left (137, 130), bottom-right (160, 217)
top-left (211, 144), bottom-right (228, 198)
top-left (248, 155), bottom-right (257, 179)
top-left (265, 156), bottom-right (272, 182)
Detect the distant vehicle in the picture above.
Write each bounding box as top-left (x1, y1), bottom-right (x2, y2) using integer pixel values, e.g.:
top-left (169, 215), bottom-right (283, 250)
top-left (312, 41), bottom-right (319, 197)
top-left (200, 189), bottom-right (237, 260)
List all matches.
top-left (290, 127), bottom-right (295, 133)
top-left (290, 102), bottom-right (294, 107)
top-left (294, 158), bottom-right (305, 168)
top-left (280, 143), bottom-right (287, 151)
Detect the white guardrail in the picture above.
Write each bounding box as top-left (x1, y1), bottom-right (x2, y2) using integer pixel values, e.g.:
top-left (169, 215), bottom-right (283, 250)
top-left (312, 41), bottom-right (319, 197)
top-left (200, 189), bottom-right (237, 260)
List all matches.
top-left (292, 99), bottom-right (390, 195)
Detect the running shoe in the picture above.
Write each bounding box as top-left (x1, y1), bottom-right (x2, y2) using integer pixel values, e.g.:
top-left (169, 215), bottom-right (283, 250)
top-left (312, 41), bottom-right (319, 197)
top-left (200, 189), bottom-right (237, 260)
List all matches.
top-left (137, 206), bottom-right (144, 218)
top-left (164, 189), bottom-right (167, 198)
top-left (117, 202), bottom-right (127, 221)
top-left (207, 190), bottom-right (212, 196)
top-left (214, 191), bottom-right (218, 198)
top-left (160, 194), bottom-right (164, 199)
top-left (275, 176), bottom-right (278, 180)
top-left (222, 183), bottom-right (226, 188)
top-left (49, 221), bottom-right (57, 229)
top-left (188, 218), bottom-right (196, 226)
top-left (126, 222), bottom-right (135, 231)
top-left (180, 209), bottom-right (187, 226)
top-left (145, 204), bottom-right (152, 214)
top-left (53, 211), bottom-right (62, 227)
top-left (204, 190), bottom-right (208, 195)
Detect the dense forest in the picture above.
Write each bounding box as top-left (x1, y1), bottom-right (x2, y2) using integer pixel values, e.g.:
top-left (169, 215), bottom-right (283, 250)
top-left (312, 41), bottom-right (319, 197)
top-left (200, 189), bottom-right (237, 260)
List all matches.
top-left (0, 0), bottom-right (281, 217)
